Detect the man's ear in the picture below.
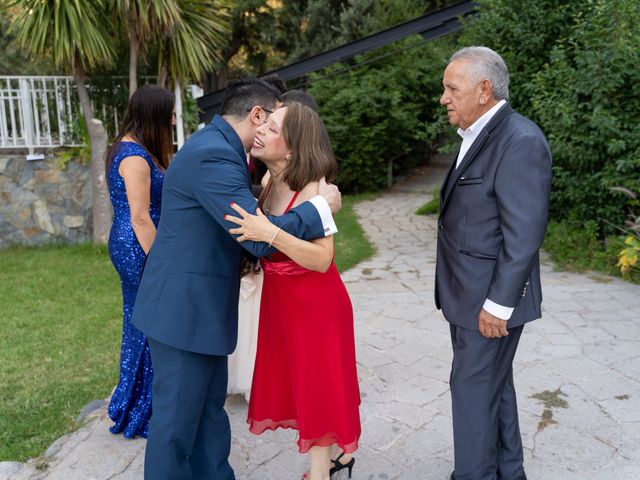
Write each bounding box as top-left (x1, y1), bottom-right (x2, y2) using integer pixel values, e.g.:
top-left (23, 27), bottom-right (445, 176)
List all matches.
top-left (247, 106), bottom-right (263, 126)
top-left (479, 79), bottom-right (493, 105)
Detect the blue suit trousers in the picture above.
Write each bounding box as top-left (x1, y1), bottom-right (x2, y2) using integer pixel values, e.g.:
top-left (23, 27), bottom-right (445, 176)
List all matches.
top-left (145, 338), bottom-right (235, 480)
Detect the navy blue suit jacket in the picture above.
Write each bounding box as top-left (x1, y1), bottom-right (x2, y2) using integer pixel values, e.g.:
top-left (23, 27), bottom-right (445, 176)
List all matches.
top-left (132, 116), bottom-right (325, 355)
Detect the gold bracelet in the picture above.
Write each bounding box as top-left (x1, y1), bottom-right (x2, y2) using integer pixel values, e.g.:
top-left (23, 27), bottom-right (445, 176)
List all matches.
top-left (268, 227), bottom-right (281, 247)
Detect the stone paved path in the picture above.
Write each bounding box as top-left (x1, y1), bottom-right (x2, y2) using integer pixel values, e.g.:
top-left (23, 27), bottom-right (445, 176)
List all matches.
top-left (3, 165), bottom-right (640, 480)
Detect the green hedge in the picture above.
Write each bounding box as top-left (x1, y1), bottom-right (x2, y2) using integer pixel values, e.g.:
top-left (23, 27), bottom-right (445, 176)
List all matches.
top-left (309, 37), bottom-right (453, 193)
top-left (461, 0), bottom-right (640, 236)
top-left (543, 221), bottom-right (638, 283)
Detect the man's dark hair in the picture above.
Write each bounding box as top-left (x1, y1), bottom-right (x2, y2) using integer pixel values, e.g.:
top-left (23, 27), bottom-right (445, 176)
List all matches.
top-left (261, 73), bottom-right (287, 94)
top-left (281, 89), bottom-right (319, 112)
top-left (220, 77), bottom-right (280, 118)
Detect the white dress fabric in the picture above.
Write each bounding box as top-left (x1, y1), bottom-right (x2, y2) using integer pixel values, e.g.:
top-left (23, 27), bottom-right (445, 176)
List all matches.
top-left (227, 268), bottom-right (263, 401)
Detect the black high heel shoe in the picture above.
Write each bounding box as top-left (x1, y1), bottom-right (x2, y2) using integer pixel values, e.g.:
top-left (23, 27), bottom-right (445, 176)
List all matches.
top-left (329, 453), bottom-right (355, 478)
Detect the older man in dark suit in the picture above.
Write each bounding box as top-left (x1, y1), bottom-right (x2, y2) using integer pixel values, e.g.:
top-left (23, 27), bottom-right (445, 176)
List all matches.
top-left (435, 47), bottom-right (552, 480)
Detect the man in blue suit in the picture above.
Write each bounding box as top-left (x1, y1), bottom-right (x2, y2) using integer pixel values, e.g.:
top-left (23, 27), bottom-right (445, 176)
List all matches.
top-left (435, 47), bottom-right (552, 480)
top-left (132, 77), bottom-right (341, 480)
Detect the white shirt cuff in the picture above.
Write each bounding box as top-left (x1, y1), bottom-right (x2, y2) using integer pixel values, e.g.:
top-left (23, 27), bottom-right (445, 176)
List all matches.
top-left (483, 298), bottom-right (514, 320)
top-left (308, 195), bottom-right (338, 236)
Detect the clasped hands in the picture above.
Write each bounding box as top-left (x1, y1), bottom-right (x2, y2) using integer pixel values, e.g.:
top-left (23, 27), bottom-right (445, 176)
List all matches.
top-left (478, 308), bottom-right (509, 339)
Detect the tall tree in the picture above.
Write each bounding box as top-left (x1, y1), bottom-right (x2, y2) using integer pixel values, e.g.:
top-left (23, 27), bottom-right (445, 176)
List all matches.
top-left (156, 0), bottom-right (229, 146)
top-left (108, 0), bottom-right (180, 96)
top-left (0, 15), bottom-right (55, 74)
top-left (4, 0), bottom-right (115, 243)
top-left (201, 0), bottom-right (263, 92)
top-left (157, 0), bottom-right (229, 88)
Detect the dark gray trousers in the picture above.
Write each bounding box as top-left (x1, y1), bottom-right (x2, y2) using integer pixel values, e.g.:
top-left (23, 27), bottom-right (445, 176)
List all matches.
top-left (449, 324), bottom-right (525, 480)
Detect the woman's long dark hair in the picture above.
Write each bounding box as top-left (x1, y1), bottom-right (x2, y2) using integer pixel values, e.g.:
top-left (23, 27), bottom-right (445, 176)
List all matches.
top-left (106, 84), bottom-right (175, 175)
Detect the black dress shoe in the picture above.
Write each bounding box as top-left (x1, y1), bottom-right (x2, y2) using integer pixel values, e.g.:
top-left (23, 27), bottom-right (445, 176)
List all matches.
top-left (498, 473), bottom-right (527, 480)
top-left (451, 473), bottom-right (526, 480)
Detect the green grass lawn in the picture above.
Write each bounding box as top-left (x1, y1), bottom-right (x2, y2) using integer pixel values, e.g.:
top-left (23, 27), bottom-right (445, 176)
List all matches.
top-left (334, 193), bottom-right (376, 271)
top-left (0, 244), bottom-right (121, 461)
top-left (0, 195), bottom-right (374, 462)
top-left (416, 187), bottom-right (440, 216)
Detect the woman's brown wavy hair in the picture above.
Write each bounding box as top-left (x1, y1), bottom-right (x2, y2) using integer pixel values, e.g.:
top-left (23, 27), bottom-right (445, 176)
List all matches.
top-left (281, 102), bottom-right (337, 192)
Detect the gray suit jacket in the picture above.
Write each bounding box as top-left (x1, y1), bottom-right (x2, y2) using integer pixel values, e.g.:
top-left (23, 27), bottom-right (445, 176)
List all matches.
top-left (435, 103), bottom-right (552, 330)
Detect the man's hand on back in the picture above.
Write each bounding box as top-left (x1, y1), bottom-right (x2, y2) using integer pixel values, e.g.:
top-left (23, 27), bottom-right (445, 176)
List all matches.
top-left (318, 177), bottom-right (342, 214)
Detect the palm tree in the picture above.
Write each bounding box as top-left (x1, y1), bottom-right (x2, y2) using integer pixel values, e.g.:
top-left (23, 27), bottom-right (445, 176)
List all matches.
top-left (157, 0), bottom-right (230, 147)
top-left (4, 0), bottom-right (115, 243)
top-left (158, 0), bottom-right (230, 87)
top-left (108, 0), bottom-right (180, 96)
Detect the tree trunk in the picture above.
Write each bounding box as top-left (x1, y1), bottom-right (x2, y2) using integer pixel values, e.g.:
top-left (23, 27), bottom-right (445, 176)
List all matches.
top-left (158, 62), bottom-right (169, 89)
top-left (157, 41), bottom-right (171, 88)
top-left (128, 29), bottom-right (138, 97)
top-left (75, 65), bottom-right (112, 244)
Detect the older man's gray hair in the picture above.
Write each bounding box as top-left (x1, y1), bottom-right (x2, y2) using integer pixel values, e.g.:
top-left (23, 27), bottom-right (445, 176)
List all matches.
top-left (449, 46), bottom-right (510, 100)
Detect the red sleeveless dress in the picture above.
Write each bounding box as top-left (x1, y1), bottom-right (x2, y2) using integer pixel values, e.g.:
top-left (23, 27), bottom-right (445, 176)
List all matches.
top-left (247, 191), bottom-right (361, 454)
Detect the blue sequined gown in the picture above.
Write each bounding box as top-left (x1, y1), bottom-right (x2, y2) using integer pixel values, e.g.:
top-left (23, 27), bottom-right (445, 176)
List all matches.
top-left (107, 141), bottom-right (164, 438)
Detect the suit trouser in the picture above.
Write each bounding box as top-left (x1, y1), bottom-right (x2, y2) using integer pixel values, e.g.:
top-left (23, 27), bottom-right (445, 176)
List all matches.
top-left (449, 324), bottom-right (525, 480)
top-left (145, 337), bottom-right (235, 480)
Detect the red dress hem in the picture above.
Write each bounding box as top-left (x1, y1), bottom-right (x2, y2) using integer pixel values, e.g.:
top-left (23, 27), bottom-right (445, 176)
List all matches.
top-left (247, 417), bottom-right (360, 454)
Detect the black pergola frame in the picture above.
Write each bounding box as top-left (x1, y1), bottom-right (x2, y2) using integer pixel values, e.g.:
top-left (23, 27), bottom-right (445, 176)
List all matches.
top-left (198, 1), bottom-right (477, 122)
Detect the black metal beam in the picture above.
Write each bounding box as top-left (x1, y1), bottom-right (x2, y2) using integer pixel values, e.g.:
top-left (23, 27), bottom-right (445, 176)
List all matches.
top-left (198, 1), bottom-right (477, 121)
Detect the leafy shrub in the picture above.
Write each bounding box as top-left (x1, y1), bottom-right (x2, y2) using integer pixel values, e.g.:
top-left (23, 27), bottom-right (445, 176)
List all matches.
top-left (459, 0), bottom-right (582, 115)
top-left (612, 188), bottom-right (640, 278)
top-left (529, 0), bottom-right (640, 234)
top-left (310, 36), bottom-right (453, 193)
top-left (461, 0), bottom-right (640, 236)
top-left (619, 236), bottom-right (640, 277)
top-left (543, 220), bottom-right (627, 278)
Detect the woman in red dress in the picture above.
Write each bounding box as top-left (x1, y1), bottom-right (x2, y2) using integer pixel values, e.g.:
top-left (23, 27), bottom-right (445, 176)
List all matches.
top-left (228, 102), bottom-right (361, 480)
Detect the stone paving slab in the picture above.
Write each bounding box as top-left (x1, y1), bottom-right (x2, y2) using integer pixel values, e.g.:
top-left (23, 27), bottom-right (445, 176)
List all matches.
top-left (3, 165), bottom-right (640, 479)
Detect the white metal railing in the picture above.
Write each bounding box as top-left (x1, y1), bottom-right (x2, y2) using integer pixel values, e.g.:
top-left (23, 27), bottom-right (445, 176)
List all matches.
top-left (0, 75), bottom-right (128, 152)
top-left (1, 76), bottom-right (200, 154)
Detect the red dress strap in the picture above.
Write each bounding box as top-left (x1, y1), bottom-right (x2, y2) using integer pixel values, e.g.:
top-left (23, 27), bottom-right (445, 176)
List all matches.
top-left (263, 181), bottom-right (273, 200)
top-left (263, 183), bottom-right (298, 213)
top-left (284, 191), bottom-right (300, 212)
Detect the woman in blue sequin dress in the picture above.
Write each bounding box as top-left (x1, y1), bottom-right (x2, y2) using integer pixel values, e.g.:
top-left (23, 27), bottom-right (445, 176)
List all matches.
top-left (106, 85), bottom-right (175, 438)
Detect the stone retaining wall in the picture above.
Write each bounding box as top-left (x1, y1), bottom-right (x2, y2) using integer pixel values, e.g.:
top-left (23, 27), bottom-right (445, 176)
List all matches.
top-left (0, 154), bottom-right (92, 247)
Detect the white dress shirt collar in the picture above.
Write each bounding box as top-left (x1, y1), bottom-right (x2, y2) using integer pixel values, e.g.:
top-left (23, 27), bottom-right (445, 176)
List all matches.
top-left (457, 99), bottom-right (507, 140)
top-left (455, 99), bottom-right (506, 168)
